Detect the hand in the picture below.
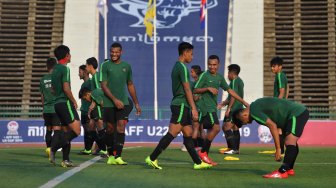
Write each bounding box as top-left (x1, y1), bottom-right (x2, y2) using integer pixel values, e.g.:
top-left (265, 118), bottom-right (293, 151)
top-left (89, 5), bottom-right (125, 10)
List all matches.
top-left (208, 87), bottom-right (218, 95)
top-left (217, 103), bottom-right (224, 109)
top-left (275, 149), bottom-right (282, 162)
top-left (88, 110), bottom-right (92, 119)
top-left (113, 99), bottom-right (124, 109)
top-left (225, 108), bottom-right (231, 117)
top-left (72, 101), bottom-right (78, 110)
top-left (193, 95), bottom-right (200, 101)
top-left (135, 103), bottom-right (141, 115)
top-left (191, 109), bottom-right (199, 122)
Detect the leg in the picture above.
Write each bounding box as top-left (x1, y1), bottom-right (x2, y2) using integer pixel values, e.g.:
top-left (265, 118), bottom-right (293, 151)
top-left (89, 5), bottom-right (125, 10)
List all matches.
top-left (182, 125), bottom-right (203, 165)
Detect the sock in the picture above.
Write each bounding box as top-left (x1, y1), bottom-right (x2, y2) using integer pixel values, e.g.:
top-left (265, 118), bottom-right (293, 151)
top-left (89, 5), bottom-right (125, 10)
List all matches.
top-left (86, 131), bottom-right (96, 151)
top-left (184, 136), bottom-right (202, 164)
top-left (115, 133), bottom-right (125, 158)
top-left (280, 134), bottom-right (285, 154)
top-left (150, 133), bottom-right (174, 161)
top-left (62, 143), bottom-right (71, 161)
top-left (193, 138), bottom-right (198, 148)
top-left (65, 130), bottom-right (78, 143)
top-left (45, 130), bottom-right (52, 148)
top-left (290, 144), bottom-right (299, 169)
top-left (50, 130), bottom-right (62, 152)
top-left (279, 145), bottom-right (297, 173)
top-left (197, 137), bottom-right (204, 148)
top-left (201, 139), bottom-right (212, 153)
top-left (224, 130), bottom-right (234, 149)
top-left (83, 130), bottom-right (90, 150)
top-left (233, 130), bottom-right (240, 150)
top-left (94, 131), bottom-right (106, 151)
top-left (105, 133), bottom-right (115, 156)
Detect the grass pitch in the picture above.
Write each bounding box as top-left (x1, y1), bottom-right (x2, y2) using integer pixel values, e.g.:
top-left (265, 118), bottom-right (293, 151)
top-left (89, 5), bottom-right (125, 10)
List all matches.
top-left (0, 145), bottom-right (335, 188)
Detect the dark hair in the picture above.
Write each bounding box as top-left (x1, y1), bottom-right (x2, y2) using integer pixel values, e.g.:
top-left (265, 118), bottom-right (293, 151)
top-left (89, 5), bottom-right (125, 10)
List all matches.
top-left (110, 42), bottom-right (122, 50)
top-left (79, 87), bottom-right (91, 99)
top-left (79, 64), bottom-right (86, 71)
top-left (46, 57), bottom-right (57, 70)
top-left (178, 42), bottom-right (193, 56)
top-left (208, 55), bottom-right (220, 63)
top-left (191, 65), bottom-right (203, 76)
top-left (86, 57), bottom-right (98, 69)
top-left (54, 45), bottom-right (70, 60)
top-left (231, 108), bottom-right (245, 128)
top-left (228, 64), bottom-right (241, 75)
top-left (270, 56), bottom-right (283, 66)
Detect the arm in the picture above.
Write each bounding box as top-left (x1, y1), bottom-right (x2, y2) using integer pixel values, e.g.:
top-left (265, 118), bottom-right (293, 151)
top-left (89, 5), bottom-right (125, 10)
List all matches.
top-left (225, 97), bottom-right (236, 117)
top-left (278, 88), bottom-right (286, 99)
top-left (183, 81), bottom-right (198, 121)
top-left (194, 87), bottom-right (218, 95)
top-left (217, 98), bottom-right (229, 109)
top-left (264, 118), bottom-right (282, 161)
top-left (101, 81), bottom-right (124, 109)
top-left (227, 89), bottom-right (249, 107)
top-left (286, 84), bottom-right (289, 99)
top-left (63, 82), bottom-right (78, 109)
top-left (127, 81), bottom-right (141, 115)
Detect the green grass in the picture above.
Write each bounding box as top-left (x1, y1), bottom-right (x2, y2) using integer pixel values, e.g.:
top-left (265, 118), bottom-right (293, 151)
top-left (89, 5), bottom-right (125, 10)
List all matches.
top-left (0, 146), bottom-right (335, 188)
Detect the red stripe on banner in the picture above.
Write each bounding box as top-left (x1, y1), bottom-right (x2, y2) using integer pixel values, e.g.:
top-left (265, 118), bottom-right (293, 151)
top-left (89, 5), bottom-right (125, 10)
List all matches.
top-left (298, 121), bottom-right (336, 146)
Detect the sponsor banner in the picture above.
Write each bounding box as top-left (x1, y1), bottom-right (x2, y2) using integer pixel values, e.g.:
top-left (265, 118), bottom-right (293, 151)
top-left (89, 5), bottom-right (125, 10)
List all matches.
top-left (1, 120), bottom-right (335, 145)
top-left (99, 0), bottom-right (230, 113)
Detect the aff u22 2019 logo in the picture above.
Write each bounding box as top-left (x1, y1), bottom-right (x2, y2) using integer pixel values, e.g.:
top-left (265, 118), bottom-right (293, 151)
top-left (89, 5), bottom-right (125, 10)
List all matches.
top-left (111, 0), bottom-right (218, 28)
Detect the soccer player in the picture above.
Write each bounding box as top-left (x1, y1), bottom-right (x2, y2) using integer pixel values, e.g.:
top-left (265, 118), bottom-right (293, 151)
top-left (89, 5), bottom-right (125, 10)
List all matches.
top-left (50, 45), bottom-right (81, 167)
top-left (40, 57), bottom-right (62, 157)
top-left (100, 42), bottom-right (141, 165)
top-left (231, 97), bottom-right (309, 178)
top-left (85, 57), bottom-right (106, 155)
top-left (145, 42), bottom-right (212, 170)
top-left (271, 56), bottom-right (289, 155)
top-left (78, 64), bottom-right (92, 155)
top-left (218, 64), bottom-right (244, 155)
top-left (181, 65), bottom-right (205, 152)
top-left (193, 55), bottom-right (248, 165)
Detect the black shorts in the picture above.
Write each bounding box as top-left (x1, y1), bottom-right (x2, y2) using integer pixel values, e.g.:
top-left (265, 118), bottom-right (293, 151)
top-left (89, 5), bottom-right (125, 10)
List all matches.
top-left (201, 112), bottom-right (219, 129)
top-left (81, 112), bottom-right (89, 125)
top-left (285, 109), bottom-right (309, 137)
top-left (43, 113), bottom-right (62, 126)
top-left (54, 101), bottom-right (79, 126)
top-left (104, 105), bottom-right (132, 123)
top-left (170, 105), bottom-right (192, 126)
top-left (223, 114), bottom-right (232, 123)
top-left (90, 106), bottom-right (103, 121)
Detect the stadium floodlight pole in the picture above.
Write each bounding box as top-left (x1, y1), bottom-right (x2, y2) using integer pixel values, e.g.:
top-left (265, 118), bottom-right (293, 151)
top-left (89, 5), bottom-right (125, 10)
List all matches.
top-left (204, 0), bottom-right (208, 71)
top-left (221, 0), bottom-right (234, 120)
top-left (154, 0), bottom-right (158, 120)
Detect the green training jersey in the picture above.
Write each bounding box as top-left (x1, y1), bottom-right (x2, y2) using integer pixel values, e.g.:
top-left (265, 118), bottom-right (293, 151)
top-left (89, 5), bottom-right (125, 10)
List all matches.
top-left (170, 61), bottom-right (191, 108)
top-left (40, 74), bottom-right (55, 113)
top-left (227, 77), bottom-right (244, 111)
top-left (100, 60), bottom-right (132, 107)
top-left (250, 97), bottom-right (306, 129)
top-left (91, 72), bottom-right (101, 89)
top-left (273, 71), bottom-right (288, 99)
top-left (51, 63), bottom-right (70, 103)
top-left (194, 71), bottom-right (230, 113)
top-left (91, 88), bottom-right (106, 107)
top-left (80, 79), bottom-right (91, 113)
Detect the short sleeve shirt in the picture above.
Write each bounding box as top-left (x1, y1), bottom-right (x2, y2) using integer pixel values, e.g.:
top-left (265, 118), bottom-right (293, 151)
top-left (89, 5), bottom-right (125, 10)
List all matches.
top-left (227, 77), bottom-right (244, 111)
top-left (170, 61), bottom-right (190, 108)
top-left (91, 88), bottom-right (105, 107)
top-left (100, 60), bottom-right (132, 107)
top-left (273, 71), bottom-right (288, 98)
top-left (80, 79), bottom-right (91, 113)
top-left (40, 74), bottom-right (55, 113)
top-left (51, 64), bottom-right (70, 103)
top-left (250, 97), bottom-right (306, 129)
top-left (194, 71), bottom-right (230, 113)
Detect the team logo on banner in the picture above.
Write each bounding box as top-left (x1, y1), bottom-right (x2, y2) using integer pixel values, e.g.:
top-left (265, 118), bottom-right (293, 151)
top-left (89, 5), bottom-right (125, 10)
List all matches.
top-left (111, 0), bottom-right (218, 28)
top-left (2, 121), bottom-right (23, 143)
top-left (257, 125), bottom-right (273, 143)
